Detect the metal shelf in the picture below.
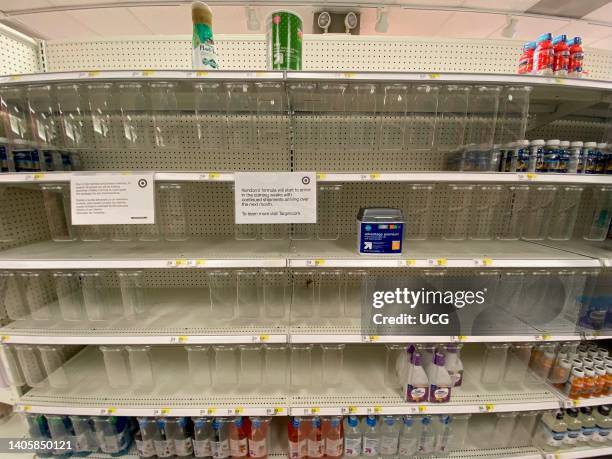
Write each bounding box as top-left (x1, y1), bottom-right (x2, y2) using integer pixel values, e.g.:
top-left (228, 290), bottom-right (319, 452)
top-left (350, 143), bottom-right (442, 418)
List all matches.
top-left (1, 171), bottom-right (611, 186)
top-left (0, 238), bottom-right (287, 269)
top-left (288, 239), bottom-right (602, 269)
top-left (0, 70), bottom-right (610, 91)
top-left (16, 345), bottom-right (562, 417)
top-left (546, 446), bottom-right (612, 459)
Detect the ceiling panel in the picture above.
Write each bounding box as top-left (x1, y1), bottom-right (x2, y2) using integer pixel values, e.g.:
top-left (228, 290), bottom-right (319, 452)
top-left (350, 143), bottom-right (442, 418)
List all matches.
top-left (589, 33), bottom-right (612, 49)
top-left (68, 7), bottom-right (152, 36)
top-left (553, 21), bottom-right (612, 45)
top-left (0, 0), bottom-right (52, 13)
top-left (9, 11), bottom-right (96, 39)
top-left (461, 0), bottom-right (542, 12)
top-left (583, 2), bottom-right (612, 22)
top-left (128, 5), bottom-right (191, 36)
top-left (435, 11), bottom-right (507, 38)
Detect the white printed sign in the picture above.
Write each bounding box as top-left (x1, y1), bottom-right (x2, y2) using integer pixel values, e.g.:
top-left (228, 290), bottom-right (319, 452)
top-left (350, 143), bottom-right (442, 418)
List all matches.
top-left (71, 172), bottom-right (155, 225)
top-left (234, 172), bottom-right (317, 224)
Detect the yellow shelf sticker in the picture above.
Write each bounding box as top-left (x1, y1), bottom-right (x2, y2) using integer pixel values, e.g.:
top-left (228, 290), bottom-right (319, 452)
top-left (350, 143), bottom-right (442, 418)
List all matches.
top-left (437, 258), bottom-right (447, 266)
top-left (142, 70), bottom-right (156, 76)
top-left (526, 173), bottom-right (537, 180)
top-left (178, 336), bottom-right (187, 343)
top-left (22, 405), bottom-right (31, 412)
top-left (311, 407), bottom-right (320, 414)
top-left (160, 408), bottom-right (171, 415)
top-left (9, 76), bottom-right (20, 81)
top-left (316, 173), bottom-right (327, 180)
top-left (374, 406), bottom-right (382, 414)
top-left (274, 407), bottom-right (284, 415)
top-left (0, 336), bottom-right (9, 343)
top-left (344, 72), bottom-right (356, 78)
top-left (207, 408), bottom-right (217, 415)
top-left (406, 259), bottom-right (416, 267)
top-left (209, 172), bottom-right (220, 180)
top-left (33, 173), bottom-right (45, 180)
top-left (314, 259), bottom-right (325, 266)
top-left (418, 405), bottom-right (426, 413)
top-left (429, 73), bottom-right (441, 79)
top-left (87, 71), bottom-right (101, 77)
top-left (483, 258), bottom-right (493, 266)
top-left (196, 71), bottom-right (209, 77)
top-left (174, 259), bottom-right (187, 267)
top-left (235, 407), bottom-right (244, 414)
top-left (369, 173), bottom-right (381, 180)
top-left (195, 259), bottom-right (206, 266)
top-left (348, 406), bottom-right (357, 414)
top-left (259, 334), bottom-right (270, 342)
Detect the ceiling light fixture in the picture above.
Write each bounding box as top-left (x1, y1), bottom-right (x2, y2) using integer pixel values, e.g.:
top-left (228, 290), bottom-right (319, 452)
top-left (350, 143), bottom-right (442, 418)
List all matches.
top-left (245, 6), bottom-right (260, 31)
top-left (375, 7), bottom-right (389, 33)
top-left (317, 11), bottom-right (332, 33)
top-left (502, 16), bottom-right (517, 38)
top-left (344, 11), bottom-right (358, 34)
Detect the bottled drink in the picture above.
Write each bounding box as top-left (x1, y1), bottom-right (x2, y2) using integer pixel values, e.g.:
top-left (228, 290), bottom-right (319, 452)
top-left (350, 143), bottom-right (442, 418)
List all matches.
top-left (417, 416), bottom-right (435, 455)
top-left (323, 416), bottom-right (343, 458)
top-left (596, 143), bottom-right (608, 174)
top-left (193, 417), bottom-right (213, 458)
top-left (154, 418), bottom-right (175, 459)
top-left (379, 416), bottom-right (400, 459)
top-left (566, 367), bottom-right (585, 399)
top-left (307, 417), bottom-right (323, 459)
top-left (528, 139), bottom-right (545, 173)
top-left (543, 139), bottom-right (560, 173)
top-left (396, 344), bottom-right (415, 383)
top-left (518, 41), bottom-right (536, 74)
top-left (343, 416), bottom-right (362, 458)
top-left (362, 415), bottom-right (380, 457)
top-left (429, 352), bottom-right (452, 403)
top-left (212, 417), bottom-right (231, 459)
top-left (405, 352), bottom-right (429, 403)
top-left (229, 417), bottom-right (248, 459)
top-left (593, 366), bottom-right (607, 397)
top-left (584, 142), bottom-right (599, 174)
top-left (592, 405), bottom-right (612, 444)
top-left (533, 33), bottom-right (553, 75)
top-left (398, 416), bottom-right (418, 457)
top-left (288, 417), bottom-right (307, 459)
top-left (248, 417), bottom-right (270, 459)
top-left (536, 411), bottom-right (567, 451)
top-left (568, 37), bottom-right (584, 77)
top-left (444, 345), bottom-right (463, 387)
top-left (578, 407), bottom-right (596, 444)
top-left (433, 415), bottom-right (453, 454)
top-left (552, 35), bottom-right (569, 76)
top-left (563, 409), bottom-right (582, 446)
top-left (568, 141), bottom-right (583, 173)
top-left (548, 358), bottom-right (571, 390)
top-left (583, 367), bottom-right (596, 398)
top-left (559, 140), bottom-right (570, 173)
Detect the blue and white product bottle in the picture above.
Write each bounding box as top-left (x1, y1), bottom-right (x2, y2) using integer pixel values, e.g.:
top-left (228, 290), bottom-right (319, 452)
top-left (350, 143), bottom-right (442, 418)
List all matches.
top-left (405, 352), bottom-right (429, 403)
top-left (417, 416), bottom-right (435, 455)
top-left (69, 415), bottom-right (98, 456)
top-left (584, 142), bottom-right (598, 174)
top-left (596, 143), bottom-right (608, 174)
top-left (362, 415), bottom-right (380, 457)
top-left (136, 417), bottom-right (160, 459)
top-left (544, 139), bottom-right (561, 173)
top-left (155, 418), bottom-right (176, 458)
top-left (398, 417), bottom-right (418, 457)
top-left (558, 140), bottom-right (570, 173)
top-left (46, 415), bottom-right (73, 457)
top-left (211, 418), bottom-right (230, 459)
top-left (528, 139), bottom-right (545, 172)
top-left (167, 417), bottom-right (194, 458)
top-left (379, 416), bottom-right (400, 459)
top-left (429, 352), bottom-right (452, 403)
top-left (536, 411), bottom-right (567, 451)
top-left (192, 417), bottom-right (213, 458)
top-left (433, 415), bottom-right (453, 453)
top-left (444, 345), bottom-right (464, 387)
top-left (343, 416), bottom-right (362, 457)
top-left (592, 405), bottom-right (612, 444)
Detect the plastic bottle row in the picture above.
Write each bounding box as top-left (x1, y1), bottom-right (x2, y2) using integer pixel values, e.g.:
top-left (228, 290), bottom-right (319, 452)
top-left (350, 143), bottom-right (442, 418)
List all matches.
top-left (29, 181), bottom-right (612, 244)
top-left (451, 139), bottom-right (612, 175)
top-left (0, 82), bottom-right (530, 155)
top-left (24, 410), bottom-right (612, 459)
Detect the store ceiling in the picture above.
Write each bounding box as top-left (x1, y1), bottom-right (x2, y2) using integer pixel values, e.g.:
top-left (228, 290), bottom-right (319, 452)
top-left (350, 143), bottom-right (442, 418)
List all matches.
top-left (0, 0), bottom-right (611, 50)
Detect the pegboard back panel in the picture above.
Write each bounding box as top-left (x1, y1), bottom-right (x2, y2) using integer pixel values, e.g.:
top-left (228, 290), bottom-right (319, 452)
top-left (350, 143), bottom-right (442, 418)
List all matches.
top-left (527, 119), bottom-right (610, 142)
top-left (0, 25), bottom-right (40, 76)
top-left (42, 34), bottom-right (612, 82)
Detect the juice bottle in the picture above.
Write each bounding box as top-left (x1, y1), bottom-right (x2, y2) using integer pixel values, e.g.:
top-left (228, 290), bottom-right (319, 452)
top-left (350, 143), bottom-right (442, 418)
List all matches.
top-left (343, 416), bottom-right (362, 457)
top-left (248, 417), bottom-right (270, 459)
top-left (229, 417), bottom-right (247, 459)
top-left (563, 409), bottom-right (582, 446)
top-left (599, 348), bottom-right (609, 359)
top-left (568, 37), bottom-right (584, 77)
top-left (362, 415), bottom-right (380, 457)
top-left (552, 35), bottom-right (569, 76)
top-left (307, 417), bottom-right (323, 459)
top-left (323, 416), bottom-right (343, 459)
top-left (582, 367), bottom-right (596, 398)
top-left (533, 33), bottom-right (553, 75)
top-left (593, 366), bottom-right (607, 397)
top-left (518, 41), bottom-right (536, 74)
top-left (566, 367), bottom-right (585, 399)
top-left (549, 358), bottom-right (571, 390)
top-left (604, 365), bottom-right (612, 395)
top-left (417, 416), bottom-right (435, 455)
top-left (578, 407), bottom-right (596, 444)
top-left (536, 410), bottom-right (567, 451)
top-left (592, 405), bottom-right (612, 445)
top-left (288, 417), bottom-right (306, 459)
top-left (429, 352), bottom-right (452, 403)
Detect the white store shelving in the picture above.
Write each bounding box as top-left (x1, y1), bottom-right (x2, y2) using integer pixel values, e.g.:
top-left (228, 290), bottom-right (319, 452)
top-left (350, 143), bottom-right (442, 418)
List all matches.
top-left (15, 345), bottom-right (563, 417)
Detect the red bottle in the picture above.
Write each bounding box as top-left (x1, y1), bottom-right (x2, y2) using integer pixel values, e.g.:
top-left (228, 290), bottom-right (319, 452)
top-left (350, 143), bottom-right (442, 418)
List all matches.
top-left (229, 417), bottom-right (248, 459)
top-left (569, 36), bottom-right (584, 77)
top-left (518, 41), bottom-right (536, 74)
top-left (552, 34), bottom-right (569, 76)
top-left (533, 32), bottom-right (553, 75)
top-left (288, 417), bottom-right (307, 459)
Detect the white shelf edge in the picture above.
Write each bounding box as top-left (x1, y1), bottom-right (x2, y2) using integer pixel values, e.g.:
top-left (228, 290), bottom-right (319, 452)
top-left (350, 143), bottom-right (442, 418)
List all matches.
top-left (288, 334), bottom-right (593, 344)
top-left (550, 446), bottom-right (612, 459)
top-left (14, 405), bottom-right (287, 417)
top-left (288, 258), bottom-right (602, 268)
top-left (1, 334), bottom-right (287, 345)
top-left (1, 171), bottom-right (611, 186)
top-left (0, 70), bottom-right (284, 84)
top-left (0, 258), bottom-right (287, 269)
top-left (549, 383), bottom-right (612, 409)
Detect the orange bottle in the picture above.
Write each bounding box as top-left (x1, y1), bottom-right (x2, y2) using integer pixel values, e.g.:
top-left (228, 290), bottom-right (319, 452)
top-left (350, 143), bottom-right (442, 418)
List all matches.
top-left (605, 365), bottom-right (612, 396)
top-left (248, 417), bottom-right (270, 459)
top-left (229, 417), bottom-right (248, 459)
top-left (582, 367), bottom-right (596, 398)
top-left (592, 366), bottom-right (607, 397)
top-left (567, 367), bottom-right (585, 400)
